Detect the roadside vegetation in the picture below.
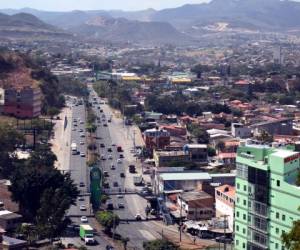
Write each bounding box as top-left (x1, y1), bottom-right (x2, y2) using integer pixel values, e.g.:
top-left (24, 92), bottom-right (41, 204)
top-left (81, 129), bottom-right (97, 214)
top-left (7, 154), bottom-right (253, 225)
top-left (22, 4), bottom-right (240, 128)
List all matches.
top-left (143, 239), bottom-right (180, 250)
top-left (0, 124), bottom-right (79, 241)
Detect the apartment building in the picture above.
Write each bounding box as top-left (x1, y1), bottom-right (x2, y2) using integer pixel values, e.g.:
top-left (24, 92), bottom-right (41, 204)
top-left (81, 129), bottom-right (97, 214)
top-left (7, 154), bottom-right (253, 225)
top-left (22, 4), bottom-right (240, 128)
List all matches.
top-left (3, 86), bottom-right (42, 118)
top-left (235, 143), bottom-right (300, 250)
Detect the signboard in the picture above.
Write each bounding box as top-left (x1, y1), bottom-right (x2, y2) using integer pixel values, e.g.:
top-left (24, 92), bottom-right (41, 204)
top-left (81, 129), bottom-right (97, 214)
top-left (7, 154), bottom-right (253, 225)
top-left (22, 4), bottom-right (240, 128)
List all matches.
top-left (284, 153), bottom-right (300, 163)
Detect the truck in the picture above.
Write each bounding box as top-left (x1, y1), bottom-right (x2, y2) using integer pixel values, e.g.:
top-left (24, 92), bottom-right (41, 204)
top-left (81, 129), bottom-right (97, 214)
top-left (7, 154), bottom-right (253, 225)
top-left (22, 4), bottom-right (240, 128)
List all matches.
top-left (133, 176), bottom-right (143, 186)
top-left (71, 142), bottom-right (77, 155)
top-left (79, 224), bottom-right (95, 245)
top-left (129, 165), bottom-right (136, 173)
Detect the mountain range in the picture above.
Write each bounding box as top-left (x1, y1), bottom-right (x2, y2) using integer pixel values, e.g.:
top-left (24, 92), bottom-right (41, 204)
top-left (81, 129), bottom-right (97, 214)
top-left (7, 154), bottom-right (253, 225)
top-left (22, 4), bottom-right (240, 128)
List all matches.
top-left (2, 0), bottom-right (300, 44)
top-left (0, 12), bottom-right (70, 39)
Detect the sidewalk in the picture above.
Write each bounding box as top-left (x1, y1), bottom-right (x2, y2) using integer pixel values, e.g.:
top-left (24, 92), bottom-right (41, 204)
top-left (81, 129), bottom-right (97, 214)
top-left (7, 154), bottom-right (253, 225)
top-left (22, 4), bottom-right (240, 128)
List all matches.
top-left (50, 106), bottom-right (72, 171)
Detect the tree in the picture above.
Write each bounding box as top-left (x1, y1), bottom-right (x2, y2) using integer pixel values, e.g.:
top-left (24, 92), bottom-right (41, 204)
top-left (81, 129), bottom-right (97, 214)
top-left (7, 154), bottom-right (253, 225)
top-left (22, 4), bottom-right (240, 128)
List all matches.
top-left (296, 171), bottom-right (300, 187)
top-left (187, 124), bottom-right (209, 144)
top-left (96, 211), bottom-right (120, 233)
top-left (282, 210), bottom-right (300, 250)
top-left (143, 239), bottom-right (179, 250)
top-left (0, 124), bottom-right (24, 178)
top-left (9, 146), bottom-right (78, 237)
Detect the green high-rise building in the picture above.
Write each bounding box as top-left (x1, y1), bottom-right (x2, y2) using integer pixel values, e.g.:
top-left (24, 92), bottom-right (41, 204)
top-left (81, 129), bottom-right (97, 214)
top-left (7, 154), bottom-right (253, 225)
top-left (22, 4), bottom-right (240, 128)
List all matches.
top-left (235, 143), bottom-right (300, 250)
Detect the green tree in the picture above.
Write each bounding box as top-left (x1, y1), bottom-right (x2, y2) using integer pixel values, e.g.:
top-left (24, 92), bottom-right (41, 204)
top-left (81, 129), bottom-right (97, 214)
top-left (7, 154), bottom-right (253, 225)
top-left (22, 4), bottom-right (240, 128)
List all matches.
top-left (9, 146), bottom-right (78, 237)
top-left (0, 124), bottom-right (24, 178)
top-left (282, 210), bottom-right (300, 250)
top-left (296, 171), bottom-right (300, 187)
top-left (96, 211), bottom-right (120, 233)
top-left (143, 239), bottom-right (179, 250)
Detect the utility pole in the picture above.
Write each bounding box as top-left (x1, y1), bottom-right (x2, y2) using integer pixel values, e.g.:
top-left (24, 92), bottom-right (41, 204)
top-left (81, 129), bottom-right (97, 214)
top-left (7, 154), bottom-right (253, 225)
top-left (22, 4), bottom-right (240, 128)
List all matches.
top-left (179, 195), bottom-right (183, 242)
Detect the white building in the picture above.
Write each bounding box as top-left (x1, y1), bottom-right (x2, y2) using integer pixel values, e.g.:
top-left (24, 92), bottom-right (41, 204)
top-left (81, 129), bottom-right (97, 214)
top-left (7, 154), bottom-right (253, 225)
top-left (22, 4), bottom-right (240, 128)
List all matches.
top-left (215, 185), bottom-right (235, 231)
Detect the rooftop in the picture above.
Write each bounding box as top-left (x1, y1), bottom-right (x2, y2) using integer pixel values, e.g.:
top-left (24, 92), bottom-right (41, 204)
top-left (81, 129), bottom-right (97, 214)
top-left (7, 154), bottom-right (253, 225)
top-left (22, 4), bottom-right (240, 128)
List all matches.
top-left (215, 185), bottom-right (235, 199)
top-left (181, 191), bottom-right (213, 202)
top-left (159, 172), bottom-right (211, 181)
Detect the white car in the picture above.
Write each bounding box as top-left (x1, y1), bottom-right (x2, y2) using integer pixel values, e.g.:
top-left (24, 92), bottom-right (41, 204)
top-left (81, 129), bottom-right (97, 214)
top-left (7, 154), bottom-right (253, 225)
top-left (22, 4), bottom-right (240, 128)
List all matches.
top-left (80, 205), bottom-right (87, 211)
top-left (117, 159), bottom-right (122, 164)
top-left (72, 128), bottom-right (76, 131)
top-left (80, 133), bottom-right (85, 138)
top-left (80, 216), bottom-right (88, 223)
top-left (111, 165), bottom-right (116, 170)
top-left (80, 152), bottom-right (86, 157)
top-left (108, 155), bottom-right (113, 160)
top-left (117, 195), bottom-right (124, 199)
top-left (80, 141), bottom-right (85, 145)
top-left (80, 121), bottom-right (84, 124)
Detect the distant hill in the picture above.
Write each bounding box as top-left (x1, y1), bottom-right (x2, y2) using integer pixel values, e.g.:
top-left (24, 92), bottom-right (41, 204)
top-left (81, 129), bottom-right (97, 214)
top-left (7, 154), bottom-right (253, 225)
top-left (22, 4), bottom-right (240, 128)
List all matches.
top-left (150, 0), bottom-right (300, 31)
top-left (70, 16), bottom-right (191, 45)
top-left (0, 12), bottom-right (71, 39)
top-left (3, 0), bottom-right (300, 43)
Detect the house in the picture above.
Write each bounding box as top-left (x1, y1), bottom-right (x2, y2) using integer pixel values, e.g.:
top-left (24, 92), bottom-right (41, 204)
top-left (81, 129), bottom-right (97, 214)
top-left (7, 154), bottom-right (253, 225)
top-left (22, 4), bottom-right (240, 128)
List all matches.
top-left (250, 118), bottom-right (293, 136)
top-left (0, 211), bottom-right (22, 231)
top-left (160, 125), bottom-right (187, 136)
top-left (217, 152), bottom-right (237, 165)
top-left (231, 123), bottom-right (251, 139)
top-left (215, 185), bottom-right (235, 231)
top-left (143, 128), bottom-right (170, 151)
top-left (178, 191), bottom-right (214, 220)
top-left (153, 150), bottom-right (189, 167)
top-left (183, 144), bottom-right (208, 163)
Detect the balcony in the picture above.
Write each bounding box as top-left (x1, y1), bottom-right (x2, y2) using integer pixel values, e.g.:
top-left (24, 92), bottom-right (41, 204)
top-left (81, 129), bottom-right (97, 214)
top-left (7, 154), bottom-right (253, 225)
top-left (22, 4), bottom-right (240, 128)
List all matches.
top-left (248, 200), bottom-right (268, 218)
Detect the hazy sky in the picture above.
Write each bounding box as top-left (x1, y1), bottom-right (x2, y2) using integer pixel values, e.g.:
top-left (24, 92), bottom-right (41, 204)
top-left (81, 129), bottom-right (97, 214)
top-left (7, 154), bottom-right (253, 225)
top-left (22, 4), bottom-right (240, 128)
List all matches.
top-left (0, 0), bottom-right (210, 11)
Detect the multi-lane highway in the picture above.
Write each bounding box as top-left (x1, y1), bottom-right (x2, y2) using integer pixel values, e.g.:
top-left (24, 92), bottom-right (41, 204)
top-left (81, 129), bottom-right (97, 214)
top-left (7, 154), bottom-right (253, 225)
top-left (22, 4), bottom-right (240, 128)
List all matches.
top-left (89, 89), bottom-right (164, 249)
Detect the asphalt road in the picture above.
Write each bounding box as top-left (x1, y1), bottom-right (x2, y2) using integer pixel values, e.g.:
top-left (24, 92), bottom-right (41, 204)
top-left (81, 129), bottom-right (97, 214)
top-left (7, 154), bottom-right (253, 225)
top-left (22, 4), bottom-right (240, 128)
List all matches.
top-left (62, 99), bottom-right (111, 249)
top-left (89, 90), bottom-right (163, 249)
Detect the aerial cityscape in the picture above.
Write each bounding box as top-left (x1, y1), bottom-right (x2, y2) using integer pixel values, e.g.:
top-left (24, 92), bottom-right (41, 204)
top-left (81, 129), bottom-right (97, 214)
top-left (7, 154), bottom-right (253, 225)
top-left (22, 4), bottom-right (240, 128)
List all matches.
top-left (0, 0), bottom-right (299, 249)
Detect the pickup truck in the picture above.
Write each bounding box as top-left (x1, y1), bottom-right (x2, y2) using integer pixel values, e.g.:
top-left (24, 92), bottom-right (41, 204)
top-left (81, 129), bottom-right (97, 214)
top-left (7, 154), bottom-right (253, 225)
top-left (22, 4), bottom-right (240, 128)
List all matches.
top-left (79, 224), bottom-right (95, 245)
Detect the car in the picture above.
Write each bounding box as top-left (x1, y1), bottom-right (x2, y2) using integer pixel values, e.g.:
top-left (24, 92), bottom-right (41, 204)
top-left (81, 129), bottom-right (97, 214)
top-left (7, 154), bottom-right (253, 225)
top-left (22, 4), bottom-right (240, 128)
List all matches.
top-left (103, 183), bottom-right (110, 188)
top-left (72, 128), bottom-right (76, 131)
top-left (107, 148), bottom-right (112, 152)
top-left (80, 152), bottom-right (86, 157)
top-left (103, 124), bottom-right (108, 127)
top-left (80, 121), bottom-right (84, 124)
top-left (108, 155), bottom-right (113, 160)
top-left (79, 205), bottom-right (87, 211)
top-left (74, 123), bottom-right (78, 127)
top-left (119, 154), bottom-right (124, 158)
top-left (100, 144), bottom-right (105, 148)
top-left (104, 171), bottom-right (109, 177)
top-left (135, 214), bottom-right (142, 221)
top-left (117, 195), bottom-right (123, 199)
top-left (112, 144), bottom-right (116, 147)
top-left (101, 155), bottom-right (106, 160)
top-left (113, 182), bottom-right (118, 187)
top-left (79, 182), bottom-right (85, 187)
top-left (118, 203), bottom-right (125, 209)
top-left (80, 216), bottom-right (88, 223)
top-left (80, 133), bottom-right (85, 138)
top-left (80, 141), bottom-right (85, 145)
top-left (79, 129), bottom-right (83, 132)
top-left (117, 159), bottom-right (122, 164)
top-left (111, 165), bottom-right (115, 170)
top-left (120, 173), bottom-right (125, 178)
top-left (78, 197), bottom-right (84, 201)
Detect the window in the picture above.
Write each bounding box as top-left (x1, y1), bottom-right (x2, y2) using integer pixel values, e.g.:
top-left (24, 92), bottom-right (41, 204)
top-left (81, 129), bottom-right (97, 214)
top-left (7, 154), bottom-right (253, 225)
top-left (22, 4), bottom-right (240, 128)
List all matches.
top-left (237, 183), bottom-right (240, 189)
top-left (282, 214), bottom-right (286, 221)
top-left (244, 185), bottom-right (247, 191)
top-left (275, 243), bottom-right (278, 249)
top-left (243, 200), bottom-right (247, 206)
top-left (276, 212), bottom-right (279, 219)
top-left (276, 228), bottom-right (279, 234)
top-left (243, 243), bottom-right (246, 249)
top-left (237, 211), bottom-right (240, 217)
top-left (277, 180), bottom-right (280, 187)
top-left (243, 214), bottom-right (246, 220)
top-left (237, 197), bottom-right (240, 203)
top-left (243, 228), bottom-right (246, 234)
top-left (236, 225), bottom-right (239, 231)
